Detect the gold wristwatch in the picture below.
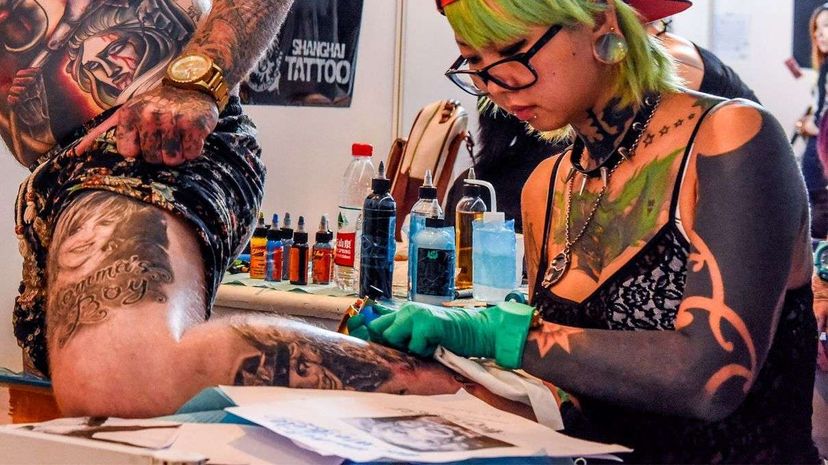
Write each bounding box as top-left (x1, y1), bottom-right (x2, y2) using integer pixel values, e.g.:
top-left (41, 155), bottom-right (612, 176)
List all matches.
top-left (163, 53), bottom-right (230, 112)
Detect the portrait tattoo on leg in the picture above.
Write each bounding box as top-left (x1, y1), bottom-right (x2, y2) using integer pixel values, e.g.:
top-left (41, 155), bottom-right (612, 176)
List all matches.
top-left (231, 317), bottom-right (422, 393)
top-left (46, 192), bottom-right (174, 347)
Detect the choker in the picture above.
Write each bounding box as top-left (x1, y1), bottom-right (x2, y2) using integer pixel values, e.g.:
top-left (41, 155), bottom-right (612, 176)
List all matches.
top-left (565, 94), bottom-right (660, 190)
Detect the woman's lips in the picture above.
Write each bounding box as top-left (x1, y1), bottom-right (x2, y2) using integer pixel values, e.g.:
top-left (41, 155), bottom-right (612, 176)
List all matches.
top-left (510, 106), bottom-right (536, 121)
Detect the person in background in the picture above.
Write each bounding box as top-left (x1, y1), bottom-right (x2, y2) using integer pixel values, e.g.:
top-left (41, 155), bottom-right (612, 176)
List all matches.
top-left (445, 0), bottom-right (759, 235)
top-left (358, 0), bottom-right (819, 462)
top-left (796, 2), bottom-right (828, 239)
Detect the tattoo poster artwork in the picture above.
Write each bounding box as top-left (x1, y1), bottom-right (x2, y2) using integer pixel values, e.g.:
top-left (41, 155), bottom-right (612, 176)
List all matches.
top-left (240, 0), bottom-right (364, 107)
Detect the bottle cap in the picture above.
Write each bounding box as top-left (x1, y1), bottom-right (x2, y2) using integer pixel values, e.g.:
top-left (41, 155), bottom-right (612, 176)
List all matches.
top-left (419, 169), bottom-right (437, 200)
top-left (372, 161), bottom-right (392, 193)
top-left (425, 216), bottom-right (445, 228)
top-left (462, 182), bottom-right (482, 198)
top-left (293, 231), bottom-right (309, 244)
top-left (352, 143), bottom-right (373, 157)
top-left (267, 227), bottom-right (282, 241)
top-left (280, 226), bottom-right (294, 240)
top-left (316, 214), bottom-right (333, 242)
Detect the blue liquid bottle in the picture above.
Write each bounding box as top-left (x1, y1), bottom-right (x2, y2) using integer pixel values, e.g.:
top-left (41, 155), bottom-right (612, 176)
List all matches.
top-left (407, 170), bottom-right (443, 299)
top-left (265, 213), bottom-right (283, 282)
top-left (412, 217), bottom-right (455, 305)
top-left (359, 161), bottom-right (396, 299)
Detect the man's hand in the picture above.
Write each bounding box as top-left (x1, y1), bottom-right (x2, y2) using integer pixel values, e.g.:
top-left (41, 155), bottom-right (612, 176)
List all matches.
top-left (75, 85), bottom-right (219, 166)
top-left (795, 115), bottom-right (819, 137)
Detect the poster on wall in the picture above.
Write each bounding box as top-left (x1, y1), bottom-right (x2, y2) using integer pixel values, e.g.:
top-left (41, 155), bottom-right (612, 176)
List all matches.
top-left (240, 0), bottom-right (364, 107)
top-left (793, 0), bottom-right (825, 68)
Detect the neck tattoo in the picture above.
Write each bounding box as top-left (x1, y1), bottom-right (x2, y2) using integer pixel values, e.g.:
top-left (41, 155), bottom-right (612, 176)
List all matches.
top-left (541, 94), bottom-right (661, 289)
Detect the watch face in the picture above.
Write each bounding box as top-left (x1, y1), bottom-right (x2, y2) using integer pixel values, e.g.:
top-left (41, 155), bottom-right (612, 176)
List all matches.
top-left (169, 55), bottom-right (211, 81)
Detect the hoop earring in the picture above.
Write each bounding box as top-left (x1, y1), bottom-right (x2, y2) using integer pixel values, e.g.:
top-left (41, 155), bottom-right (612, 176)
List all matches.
top-left (593, 27), bottom-right (628, 65)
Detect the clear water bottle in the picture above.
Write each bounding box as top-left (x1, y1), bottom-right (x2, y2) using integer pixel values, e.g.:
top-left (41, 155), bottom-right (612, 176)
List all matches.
top-left (334, 143), bottom-right (375, 292)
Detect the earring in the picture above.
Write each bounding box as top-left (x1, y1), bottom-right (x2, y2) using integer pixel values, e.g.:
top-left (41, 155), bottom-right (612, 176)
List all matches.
top-left (593, 27), bottom-right (628, 65)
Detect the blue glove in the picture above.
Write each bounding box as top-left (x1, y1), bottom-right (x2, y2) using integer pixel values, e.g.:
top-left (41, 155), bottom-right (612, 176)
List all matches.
top-left (366, 301), bottom-right (535, 369)
top-left (346, 302), bottom-right (395, 341)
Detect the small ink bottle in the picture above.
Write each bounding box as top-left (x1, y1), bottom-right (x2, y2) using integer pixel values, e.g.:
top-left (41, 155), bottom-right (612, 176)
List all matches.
top-left (265, 213), bottom-right (283, 282)
top-left (312, 215), bottom-right (334, 284)
top-left (281, 212), bottom-right (294, 279)
top-left (289, 216), bottom-right (310, 285)
top-left (249, 212), bottom-right (268, 280)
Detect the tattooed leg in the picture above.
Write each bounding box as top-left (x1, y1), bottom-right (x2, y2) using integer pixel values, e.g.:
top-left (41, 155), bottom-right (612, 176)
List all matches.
top-left (45, 192), bottom-right (532, 418)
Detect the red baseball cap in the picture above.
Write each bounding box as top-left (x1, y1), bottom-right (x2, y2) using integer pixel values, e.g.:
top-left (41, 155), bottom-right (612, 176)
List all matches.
top-left (625, 0), bottom-right (692, 22)
top-left (437, 0), bottom-right (692, 22)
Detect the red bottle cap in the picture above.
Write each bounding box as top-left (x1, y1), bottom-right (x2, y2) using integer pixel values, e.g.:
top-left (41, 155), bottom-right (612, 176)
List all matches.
top-left (352, 143), bottom-right (373, 157)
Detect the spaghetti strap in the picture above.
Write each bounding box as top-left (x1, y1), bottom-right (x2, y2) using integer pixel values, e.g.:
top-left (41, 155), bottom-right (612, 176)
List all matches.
top-left (669, 99), bottom-right (727, 219)
top-left (531, 152), bottom-right (568, 300)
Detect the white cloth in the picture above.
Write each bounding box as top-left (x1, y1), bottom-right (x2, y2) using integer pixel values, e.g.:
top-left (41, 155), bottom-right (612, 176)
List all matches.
top-left (434, 346), bottom-right (564, 430)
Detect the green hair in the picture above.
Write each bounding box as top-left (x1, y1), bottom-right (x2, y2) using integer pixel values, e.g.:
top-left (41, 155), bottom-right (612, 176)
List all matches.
top-left (445, 0), bottom-right (681, 110)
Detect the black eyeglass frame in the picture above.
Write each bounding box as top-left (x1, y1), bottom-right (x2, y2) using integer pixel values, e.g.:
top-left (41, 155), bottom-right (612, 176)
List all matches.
top-left (444, 24), bottom-right (563, 96)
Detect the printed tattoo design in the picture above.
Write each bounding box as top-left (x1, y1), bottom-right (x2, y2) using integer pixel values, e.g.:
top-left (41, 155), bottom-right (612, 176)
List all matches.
top-left (678, 229), bottom-right (757, 396)
top-left (232, 319), bottom-right (422, 392)
top-left (527, 324), bottom-right (584, 357)
top-left (47, 192), bottom-right (173, 347)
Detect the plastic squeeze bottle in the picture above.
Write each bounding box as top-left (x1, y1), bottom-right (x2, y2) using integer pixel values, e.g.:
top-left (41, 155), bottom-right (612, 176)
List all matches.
top-left (359, 161), bottom-right (396, 299)
top-left (412, 217), bottom-right (456, 305)
top-left (454, 168), bottom-right (487, 289)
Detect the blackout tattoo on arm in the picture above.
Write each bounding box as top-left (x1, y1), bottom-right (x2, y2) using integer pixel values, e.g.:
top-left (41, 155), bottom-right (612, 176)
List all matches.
top-left (232, 320), bottom-right (421, 393)
top-left (47, 192), bottom-right (174, 348)
top-left (187, 0), bottom-right (294, 86)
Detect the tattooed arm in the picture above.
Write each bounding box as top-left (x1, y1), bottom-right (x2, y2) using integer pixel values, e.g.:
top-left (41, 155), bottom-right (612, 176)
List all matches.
top-left (75, 0), bottom-right (294, 165)
top-left (521, 101), bottom-right (813, 421)
top-left (45, 192), bottom-right (532, 418)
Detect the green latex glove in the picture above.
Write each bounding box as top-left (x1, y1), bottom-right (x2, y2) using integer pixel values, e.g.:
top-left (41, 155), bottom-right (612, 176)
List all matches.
top-left (346, 302), bottom-right (395, 341)
top-left (367, 301), bottom-right (535, 369)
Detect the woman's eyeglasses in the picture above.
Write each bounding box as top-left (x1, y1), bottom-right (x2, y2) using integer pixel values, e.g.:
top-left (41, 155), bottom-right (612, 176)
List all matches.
top-left (444, 24), bottom-right (563, 96)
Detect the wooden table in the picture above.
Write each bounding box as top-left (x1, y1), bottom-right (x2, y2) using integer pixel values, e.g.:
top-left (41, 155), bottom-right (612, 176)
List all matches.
top-left (0, 383), bottom-right (61, 425)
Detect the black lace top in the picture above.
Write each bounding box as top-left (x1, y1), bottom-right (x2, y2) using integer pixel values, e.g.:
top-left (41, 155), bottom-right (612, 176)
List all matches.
top-left (531, 115), bottom-right (819, 464)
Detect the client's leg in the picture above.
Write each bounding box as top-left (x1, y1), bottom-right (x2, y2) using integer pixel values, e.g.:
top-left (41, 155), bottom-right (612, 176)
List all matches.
top-left (45, 192), bottom-right (527, 418)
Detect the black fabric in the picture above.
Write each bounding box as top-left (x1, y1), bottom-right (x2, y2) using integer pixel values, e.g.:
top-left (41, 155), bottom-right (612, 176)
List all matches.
top-left (13, 96), bottom-right (264, 377)
top-left (695, 43), bottom-right (760, 103)
top-left (530, 106), bottom-right (819, 464)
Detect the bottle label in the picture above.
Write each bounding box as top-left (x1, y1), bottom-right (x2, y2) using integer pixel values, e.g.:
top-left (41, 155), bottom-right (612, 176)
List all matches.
top-left (312, 248), bottom-right (334, 284)
top-left (334, 231), bottom-right (356, 267)
top-left (415, 248), bottom-right (455, 297)
top-left (250, 242), bottom-right (267, 279)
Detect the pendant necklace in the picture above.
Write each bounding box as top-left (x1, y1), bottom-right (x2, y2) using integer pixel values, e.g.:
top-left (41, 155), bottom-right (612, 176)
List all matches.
top-left (541, 94), bottom-right (661, 288)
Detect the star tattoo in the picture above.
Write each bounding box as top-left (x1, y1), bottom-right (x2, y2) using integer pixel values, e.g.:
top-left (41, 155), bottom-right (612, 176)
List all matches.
top-left (674, 119), bottom-right (684, 128)
top-left (528, 324), bottom-right (585, 357)
top-left (659, 125), bottom-right (670, 136)
top-left (643, 132), bottom-right (655, 147)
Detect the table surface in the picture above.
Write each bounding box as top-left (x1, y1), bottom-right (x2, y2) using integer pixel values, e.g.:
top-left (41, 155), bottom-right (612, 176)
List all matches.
top-left (0, 383), bottom-right (61, 425)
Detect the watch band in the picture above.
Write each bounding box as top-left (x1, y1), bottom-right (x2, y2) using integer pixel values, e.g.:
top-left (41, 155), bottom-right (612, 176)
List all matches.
top-left (163, 54), bottom-right (230, 112)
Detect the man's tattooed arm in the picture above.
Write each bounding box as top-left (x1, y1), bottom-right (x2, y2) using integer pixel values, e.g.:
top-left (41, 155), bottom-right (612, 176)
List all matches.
top-left (185, 0), bottom-right (294, 87)
top-left (521, 101), bottom-right (810, 421)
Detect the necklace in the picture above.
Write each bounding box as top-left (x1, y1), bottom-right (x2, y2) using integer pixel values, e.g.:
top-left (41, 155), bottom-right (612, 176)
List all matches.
top-left (541, 94), bottom-right (661, 288)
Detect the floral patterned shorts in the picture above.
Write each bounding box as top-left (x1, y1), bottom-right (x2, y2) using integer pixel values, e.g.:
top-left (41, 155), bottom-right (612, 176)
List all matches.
top-left (13, 96), bottom-right (265, 376)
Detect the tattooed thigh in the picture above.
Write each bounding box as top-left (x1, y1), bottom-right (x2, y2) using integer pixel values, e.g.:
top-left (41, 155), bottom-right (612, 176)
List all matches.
top-left (45, 191), bottom-right (205, 349)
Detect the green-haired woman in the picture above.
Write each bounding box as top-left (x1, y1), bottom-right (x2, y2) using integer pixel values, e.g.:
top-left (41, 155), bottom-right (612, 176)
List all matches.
top-left (360, 0), bottom-right (820, 462)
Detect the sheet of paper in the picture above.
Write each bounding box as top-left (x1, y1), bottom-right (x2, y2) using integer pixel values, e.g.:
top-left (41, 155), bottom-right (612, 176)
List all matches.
top-left (171, 423), bottom-right (343, 465)
top-left (226, 388), bottom-right (631, 463)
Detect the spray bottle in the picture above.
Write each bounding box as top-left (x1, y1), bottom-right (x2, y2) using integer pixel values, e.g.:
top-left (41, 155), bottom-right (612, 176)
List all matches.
top-left (454, 168), bottom-right (487, 289)
top-left (312, 215), bottom-right (334, 284)
top-left (359, 161), bottom-right (396, 299)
